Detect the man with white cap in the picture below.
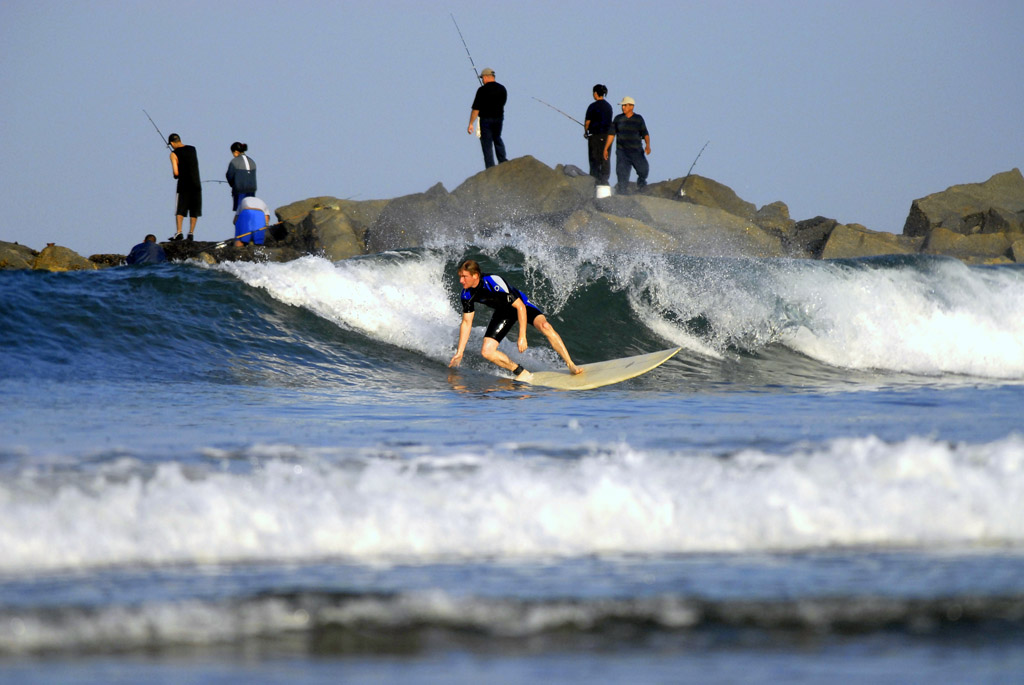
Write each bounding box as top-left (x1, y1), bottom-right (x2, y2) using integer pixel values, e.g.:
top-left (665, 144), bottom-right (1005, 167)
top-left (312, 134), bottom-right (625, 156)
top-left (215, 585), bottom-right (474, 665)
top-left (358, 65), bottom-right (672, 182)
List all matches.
top-left (603, 96), bottom-right (651, 193)
top-left (467, 67), bottom-right (508, 168)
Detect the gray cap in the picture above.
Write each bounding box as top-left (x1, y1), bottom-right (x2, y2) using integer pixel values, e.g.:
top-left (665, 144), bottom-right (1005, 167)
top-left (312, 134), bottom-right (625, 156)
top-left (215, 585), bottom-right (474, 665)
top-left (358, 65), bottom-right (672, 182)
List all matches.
top-left (481, 67), bottom-right (495, 77)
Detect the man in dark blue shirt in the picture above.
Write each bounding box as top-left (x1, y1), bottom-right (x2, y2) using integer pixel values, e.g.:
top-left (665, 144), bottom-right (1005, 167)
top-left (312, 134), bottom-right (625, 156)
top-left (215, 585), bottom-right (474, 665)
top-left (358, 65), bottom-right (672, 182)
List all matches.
top-left (449, 259), bottom-right (581, 381)
top-left (603, 96), bottom-right (651, 194)
top-left (584, 84), bottom-right (613, 185)
top-left (125, 234), bottom-right (167, 265)
top-left (467, 68), bottom-right (508, 168)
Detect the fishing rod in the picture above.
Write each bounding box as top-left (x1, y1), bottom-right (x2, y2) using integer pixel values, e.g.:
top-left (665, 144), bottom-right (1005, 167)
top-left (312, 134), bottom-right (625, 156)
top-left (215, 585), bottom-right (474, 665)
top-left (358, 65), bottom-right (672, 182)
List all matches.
top-left (531, 96), bottom-right (584, 127)
top-left (450, 13), bottom-right (482, 85)
top-left (677, 140), bottom-right (709, 197)
top-left (143, 109), bottom-right (171, 150)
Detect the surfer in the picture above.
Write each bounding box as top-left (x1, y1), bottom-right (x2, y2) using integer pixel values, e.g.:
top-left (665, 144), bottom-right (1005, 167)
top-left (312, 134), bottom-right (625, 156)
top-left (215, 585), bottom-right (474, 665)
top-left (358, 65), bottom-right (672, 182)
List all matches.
top-left (448, 259), bottom-right (582, 381)
top-left (168, 134), bottom-right (202, 241)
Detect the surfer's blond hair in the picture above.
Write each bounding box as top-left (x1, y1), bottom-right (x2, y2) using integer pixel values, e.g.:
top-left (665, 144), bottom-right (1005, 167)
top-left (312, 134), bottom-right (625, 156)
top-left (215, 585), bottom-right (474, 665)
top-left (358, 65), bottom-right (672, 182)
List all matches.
top-left (458, 259), bottom-right (482, 276)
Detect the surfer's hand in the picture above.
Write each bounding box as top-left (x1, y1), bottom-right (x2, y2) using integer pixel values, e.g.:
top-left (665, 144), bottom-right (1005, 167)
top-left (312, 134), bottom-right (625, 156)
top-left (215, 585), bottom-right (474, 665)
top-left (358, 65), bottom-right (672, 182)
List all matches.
top-left (517, 337), bottom-right (528, 353)
top-left (448, 353), bottom-right (462, 368)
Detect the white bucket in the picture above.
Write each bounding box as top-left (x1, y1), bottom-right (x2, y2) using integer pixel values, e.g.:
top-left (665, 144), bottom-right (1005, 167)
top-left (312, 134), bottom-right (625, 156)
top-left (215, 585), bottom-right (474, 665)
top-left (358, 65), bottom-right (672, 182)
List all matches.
top-left (595, 185), bottom-right (612, 199)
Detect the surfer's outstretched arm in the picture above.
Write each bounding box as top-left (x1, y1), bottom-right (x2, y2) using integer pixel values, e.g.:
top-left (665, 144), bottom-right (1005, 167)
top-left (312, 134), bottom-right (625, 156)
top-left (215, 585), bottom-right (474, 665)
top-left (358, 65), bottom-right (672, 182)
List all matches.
top-left (532, 315), bottom-right (582, 375)
top-left (449, 312), bottom-right (475, 367)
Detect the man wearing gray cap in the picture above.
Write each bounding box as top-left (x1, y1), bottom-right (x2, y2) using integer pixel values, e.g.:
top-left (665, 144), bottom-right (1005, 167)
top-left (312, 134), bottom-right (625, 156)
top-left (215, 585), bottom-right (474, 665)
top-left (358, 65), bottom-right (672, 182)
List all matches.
top-left (603, 96), bottom-right (651, 194)
top-left (467, 67), bottom-right (508, 168)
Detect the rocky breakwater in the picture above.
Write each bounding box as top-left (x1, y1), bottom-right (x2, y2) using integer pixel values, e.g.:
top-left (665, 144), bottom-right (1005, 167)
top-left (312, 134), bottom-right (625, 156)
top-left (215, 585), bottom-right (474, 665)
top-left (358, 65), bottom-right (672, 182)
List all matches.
top-left (4, 161), bottom-right (1024, 271)
top-left (276, 159), bottom-right (1024, 265)
top-left (274, 155), bottom-right (787, 261)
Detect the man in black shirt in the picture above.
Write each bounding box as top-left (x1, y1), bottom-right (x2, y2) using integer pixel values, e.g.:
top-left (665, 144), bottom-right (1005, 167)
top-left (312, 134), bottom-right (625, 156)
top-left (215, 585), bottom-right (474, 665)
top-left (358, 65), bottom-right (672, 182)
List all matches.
top-left (584, 84), bottom-right (613, 185)
top-left (467, 67), bottom-right (508, 168)
top-left (603, 97), bottom-right (651, 194)
top-left (168, 133), bottom-right (202, 241)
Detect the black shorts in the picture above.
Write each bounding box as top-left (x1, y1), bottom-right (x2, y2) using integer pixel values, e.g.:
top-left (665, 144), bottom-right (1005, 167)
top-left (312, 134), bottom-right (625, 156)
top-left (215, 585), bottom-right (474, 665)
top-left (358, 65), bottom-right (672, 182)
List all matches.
top-left (485, 305), bottom-right (543, 342)
top-left (175, 189), bottom-right (203, 217)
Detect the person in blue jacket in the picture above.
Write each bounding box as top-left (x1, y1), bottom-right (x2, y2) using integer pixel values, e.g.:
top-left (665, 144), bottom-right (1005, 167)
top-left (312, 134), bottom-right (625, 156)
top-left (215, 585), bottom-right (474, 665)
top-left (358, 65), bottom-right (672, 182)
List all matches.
top-left (448, 259), bottom-right (581, 381)
top-left (225, 142), bottom-right (257, 211)
top-left (125, 234), bottom-right (167, 265)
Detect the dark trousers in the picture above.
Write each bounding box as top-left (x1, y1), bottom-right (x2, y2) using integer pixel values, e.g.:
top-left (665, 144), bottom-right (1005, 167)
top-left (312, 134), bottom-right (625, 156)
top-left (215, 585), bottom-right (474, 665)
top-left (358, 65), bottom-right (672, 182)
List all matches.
top-left (615, 147), bottom-right (649, 193)
top-left (480, 117), bottom-right (507, 168)
top-left (588, 134), bottom-right (610, 184)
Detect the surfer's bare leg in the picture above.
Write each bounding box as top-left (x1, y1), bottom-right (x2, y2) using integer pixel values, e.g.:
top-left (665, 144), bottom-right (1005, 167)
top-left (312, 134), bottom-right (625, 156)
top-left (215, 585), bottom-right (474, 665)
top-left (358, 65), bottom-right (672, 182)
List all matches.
top-left (481, 338), bottom-right (532, 381)
top-left (480, 338), bottom-right (516, 372)
top-left (533, 315), bottom-right (582, 375)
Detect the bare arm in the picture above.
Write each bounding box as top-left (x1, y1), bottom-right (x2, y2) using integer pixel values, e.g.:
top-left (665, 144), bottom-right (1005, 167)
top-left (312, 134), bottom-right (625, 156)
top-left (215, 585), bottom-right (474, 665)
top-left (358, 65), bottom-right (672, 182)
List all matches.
top-left (644, 135), bottom-right (652, 155)
top-left (467, 109), bottom-right (480, 134)
top-left (513, 298), bottom-right (529, 353)
top-left (170, 151), bottom-right (179, 178)
top-left (449, 312), bottom-right (475, 367)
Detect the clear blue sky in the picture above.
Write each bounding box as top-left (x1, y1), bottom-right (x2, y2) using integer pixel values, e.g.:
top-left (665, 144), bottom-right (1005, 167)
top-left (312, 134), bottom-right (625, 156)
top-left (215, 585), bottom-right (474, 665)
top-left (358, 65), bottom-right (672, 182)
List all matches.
top-left (2, 0), bottom-right (1021, 256)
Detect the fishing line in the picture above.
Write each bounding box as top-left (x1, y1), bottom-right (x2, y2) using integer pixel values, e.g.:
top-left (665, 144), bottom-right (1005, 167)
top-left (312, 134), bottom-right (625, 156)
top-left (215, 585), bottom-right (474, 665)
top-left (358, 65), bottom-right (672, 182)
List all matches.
top-left (143, 109), bottom-right (171, 150)
top-left (678, 140), bottom-right (709, 197)
top-left (531, 96), bottom-right (584, 127)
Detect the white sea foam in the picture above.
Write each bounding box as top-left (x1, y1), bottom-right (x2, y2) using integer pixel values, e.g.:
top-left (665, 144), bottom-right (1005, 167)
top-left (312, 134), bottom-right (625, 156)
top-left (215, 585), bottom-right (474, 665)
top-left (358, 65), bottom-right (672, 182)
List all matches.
top-left (1, 435), bottom-right (1022, 573)
top-left (775, 260), bottom-right (1024, 378)
top-left (218, 254), bottom-right (459, 362)
top-left (218, 250), bottom-right (1024, 378)
top-left (628, 256), bottom-right (1024, 378)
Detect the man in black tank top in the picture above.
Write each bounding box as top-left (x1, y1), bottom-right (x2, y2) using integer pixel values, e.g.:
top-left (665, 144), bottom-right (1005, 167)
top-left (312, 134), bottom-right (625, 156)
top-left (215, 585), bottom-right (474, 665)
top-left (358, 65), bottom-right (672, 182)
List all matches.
top-left (168, 133), bottom-right (202, 241)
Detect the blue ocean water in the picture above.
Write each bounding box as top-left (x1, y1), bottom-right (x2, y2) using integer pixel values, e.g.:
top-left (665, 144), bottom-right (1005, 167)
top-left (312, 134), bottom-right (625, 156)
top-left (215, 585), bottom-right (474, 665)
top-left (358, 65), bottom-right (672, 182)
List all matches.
top-left (2, 243), bottom-right (1024, 683)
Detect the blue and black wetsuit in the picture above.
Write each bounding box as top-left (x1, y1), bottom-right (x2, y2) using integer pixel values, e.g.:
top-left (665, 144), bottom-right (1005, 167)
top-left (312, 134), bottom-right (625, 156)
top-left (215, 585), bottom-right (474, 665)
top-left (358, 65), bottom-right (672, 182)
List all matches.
top-left (461, 274), bottom-right (544, 341)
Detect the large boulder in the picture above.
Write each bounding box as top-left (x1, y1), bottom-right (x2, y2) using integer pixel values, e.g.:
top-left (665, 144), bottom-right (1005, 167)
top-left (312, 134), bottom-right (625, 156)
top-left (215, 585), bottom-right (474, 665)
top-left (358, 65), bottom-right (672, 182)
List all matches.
top-left (753, 201), bottom-right (796, 239)
top-left (921, 227), bottom-right (1012, 261)
top-left (1012, 237), bottom-right (1024, 263)
top-left (560, 208), bottom-right (676, 252)
top-left (649, 174), bottom-right (758, 220)
top-left (32, 245), bottom-right (97, 272)
top-left (366, 182), bottom-right (466, 253)
top-left (450, 156), bottom-right (590, 228)
top-left (787, 216), bottom-right (839, 258)
top-left (276, 196), bottom-right (389, 258)
top-left (903, 169), bottom-right (1024, 237)
top-left (820, 224), bottom-right (922, 260)
top-left (0, 241), bottom-right (36, 269)
top-left (631, 195), bottom-right (782, 257)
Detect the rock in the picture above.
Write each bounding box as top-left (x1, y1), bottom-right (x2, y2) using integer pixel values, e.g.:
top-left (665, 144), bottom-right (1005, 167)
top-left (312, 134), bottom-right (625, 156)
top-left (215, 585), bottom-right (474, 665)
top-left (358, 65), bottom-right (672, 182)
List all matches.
top-left (161, 237), bottom-right (306, 264)
top-left (787, 216), bottom-right (838, 258)
top-left (753, 201), bottom-right (796, 239)
top-left (632, 195), bottom-right (783, 257)
top-left (367, 182), bottom-right (466, 253)
top-left (450, 156), bottom-right (590, 228)
top-left (662, 174), bottom-right (758, 220)
top-left (88, 254), bottom-right (123, 268)
top-left (903, 169), bottom-right (1024, 237)
top-left (0, 241), bottom-right (37, 270)
top-left (32, 245), bottom-right (97, 272)
top-left (921, 227), bottom-right (1012, 260)
top-left (302, 208), bottom-right (365, 260)
top-left (1013, 237), bottom-right (1024, 263)
top-left (560, 208), bottom-right (675, 252)
top-left (820, 223), bottom-right (922, 260)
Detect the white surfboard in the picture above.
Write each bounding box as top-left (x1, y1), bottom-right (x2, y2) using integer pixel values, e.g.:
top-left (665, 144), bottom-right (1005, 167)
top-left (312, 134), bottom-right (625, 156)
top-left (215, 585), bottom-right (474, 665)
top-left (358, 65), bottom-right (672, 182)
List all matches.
top-left (520, 347), bottom-right (681, 390)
